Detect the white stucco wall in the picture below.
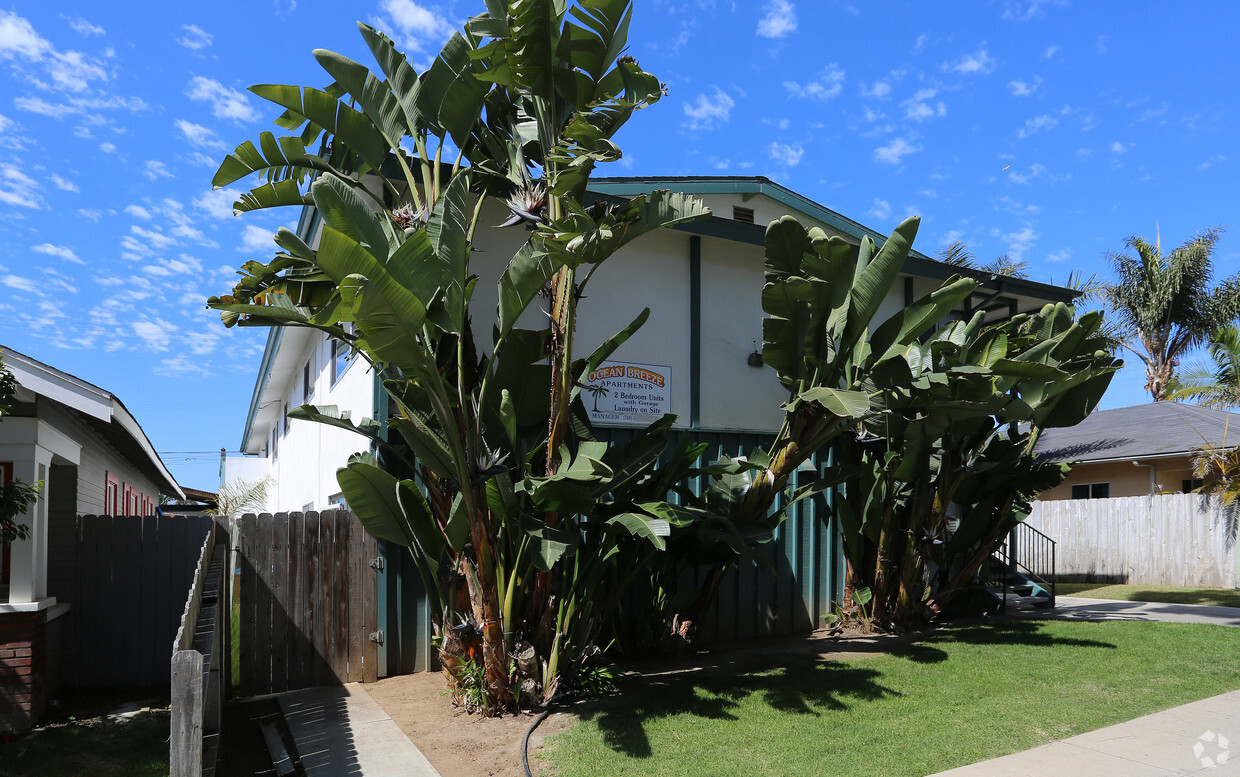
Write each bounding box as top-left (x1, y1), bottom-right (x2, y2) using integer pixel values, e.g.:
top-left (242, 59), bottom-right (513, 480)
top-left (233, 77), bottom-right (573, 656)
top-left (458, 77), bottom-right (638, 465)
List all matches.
top-left (227, 332), bottom-right (378, 513)
top-left (238, 186), bottom-right (1061, 511)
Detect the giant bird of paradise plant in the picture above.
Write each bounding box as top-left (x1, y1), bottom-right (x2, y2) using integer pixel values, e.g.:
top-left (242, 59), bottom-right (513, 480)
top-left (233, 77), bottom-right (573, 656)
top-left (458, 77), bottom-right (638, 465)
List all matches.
top-left (208, 0), bottom-right (709, 713)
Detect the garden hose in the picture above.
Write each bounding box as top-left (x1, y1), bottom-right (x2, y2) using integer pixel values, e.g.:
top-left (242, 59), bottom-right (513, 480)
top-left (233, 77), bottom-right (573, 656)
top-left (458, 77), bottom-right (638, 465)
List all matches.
top-left (522, 709), bottom-right (553, 777)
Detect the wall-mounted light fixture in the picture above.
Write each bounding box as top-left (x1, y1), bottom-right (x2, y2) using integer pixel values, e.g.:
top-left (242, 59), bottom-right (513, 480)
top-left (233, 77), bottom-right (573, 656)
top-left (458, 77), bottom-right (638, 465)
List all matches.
top-left (747, 340), bottom-right (764, 367)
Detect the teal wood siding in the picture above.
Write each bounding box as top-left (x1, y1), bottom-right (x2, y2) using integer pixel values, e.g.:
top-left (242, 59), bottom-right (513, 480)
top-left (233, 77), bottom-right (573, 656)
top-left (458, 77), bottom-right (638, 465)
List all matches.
top-left (375, 428), bottom-right (845, 676)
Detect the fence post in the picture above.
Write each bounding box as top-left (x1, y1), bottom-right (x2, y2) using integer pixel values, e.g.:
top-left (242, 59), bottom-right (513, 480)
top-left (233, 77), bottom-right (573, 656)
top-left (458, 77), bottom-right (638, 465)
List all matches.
top-left (170, 650), bottom-right (204, 777)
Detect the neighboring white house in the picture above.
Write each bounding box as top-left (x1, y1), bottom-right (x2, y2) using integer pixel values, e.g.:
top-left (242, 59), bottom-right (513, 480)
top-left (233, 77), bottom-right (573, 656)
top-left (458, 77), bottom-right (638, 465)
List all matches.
top-left (0, 346), bottom-right (184, 730)
top-left (224, 175), bottom-right (1079, 511)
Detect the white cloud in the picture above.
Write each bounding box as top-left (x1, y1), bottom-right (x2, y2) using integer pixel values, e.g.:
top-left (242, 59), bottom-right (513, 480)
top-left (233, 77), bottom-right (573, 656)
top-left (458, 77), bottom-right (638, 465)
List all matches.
top-left (1095, 35), bottom-right (1109, 54)
top-left (862, 81), bottom-right (891, 99)
top-left (2, 275), bottom-right (38, 293)
top-left (1002, 1), bottom-right (1050, 21)
top-left (177, 24), bottom-right (213, 50)
top-left (46, 49), bottom-right (108, 92)
top-left (1110, 141), bottom-right (1132, 154)
top-left (867, 199), bottom-right (892, 220)
top-left (99, 141), bottom-right (116, 153)
top-left (240, 225), bottom-right (275, 253)
top-left (174, 118), bottom-right (227, 151)
top-left (904, 89), bottom-right (946, 121)
top-left (1046, 248), bottom-right (1072, 263)
top-left (66, 16), bottom-right (105, 36)
top-left (1017, 114), bottom-right (1058, 138)
top-left (1007, 76), bottom-right (1042, 96)
top-left (32, 243), bottom-right (83, 263)
top-left (1003, 225), bottom-right (1038, 258)
top-left (129, 224), bottom-right (178, 251)
top-left (186, 76), bottom-right (259, 123)
top-left (379, 0), bottom-right (455, 55)
top-left (49, 173), bottom-right (78, 192)
top-left (14, 96), bottom-right (75, 119)
top-left (1043, 44), bottom-right (1059, 60)
top-left (0, 11), bottom-right (53, 60)
top-left (195, 188), bottom-right (240, 220)
top-left (768, 141), bottom-right (804, 167)
top-left (1006, 163), bottom-right (1047, 185)
top-left (143, 254), bottom-right (204, 277)
top-left (683, 88), bottom-right (734, 131)
top-left (874, 137), bottom-right (921, 165)
top-left (132, 318), bottom-right (177, 352)
top-left (187, 151), bottom-right (220, 168)
top-left (0, 113), bottom-right (10, 133)
top-left (0, 163), bottom-right (43, 208)
top-left (784, 64), bottom-right (844, 101)
top-left (945, 45), bottom-right (996, 75)
top-left (144, 160), bottom-right (174, 180)
top-left (78, 207), bottom-right (106, 221)
top-left (757, 0), bottom-right (796, 39)
top-left (125, 204), bottom-right (152, 220)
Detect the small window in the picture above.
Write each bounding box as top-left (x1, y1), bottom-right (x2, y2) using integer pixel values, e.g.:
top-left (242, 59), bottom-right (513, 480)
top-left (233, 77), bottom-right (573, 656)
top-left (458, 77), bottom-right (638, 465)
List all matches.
top-left (332, 334), bottom-right (356, 387)
top-left (1071, 483), bottom-right (1110, 500)
top-left (105, 472), bottom-right (120, 515)
top-left (302, 359), bottom-right (315, 403)
top-left (271, 426), bottom-right (279, 459)
top-left (732, 206), bottom-right (755, 224)
top-left (328, 492), bottom-right (348, 510)
top-left (283, 403), bottom-right (290, 437)
top-left (1182, 478), bottom-right (1204, 493)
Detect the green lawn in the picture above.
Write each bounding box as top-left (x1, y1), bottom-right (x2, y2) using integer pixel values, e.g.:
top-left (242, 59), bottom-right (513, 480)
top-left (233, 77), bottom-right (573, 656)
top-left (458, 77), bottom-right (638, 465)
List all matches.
top-left (0, 710), bottom-right (169, 777)
top-left (1057, 582), bottom-right (1240, 608)
top-left (542, 620), bottom-right (1240, 777)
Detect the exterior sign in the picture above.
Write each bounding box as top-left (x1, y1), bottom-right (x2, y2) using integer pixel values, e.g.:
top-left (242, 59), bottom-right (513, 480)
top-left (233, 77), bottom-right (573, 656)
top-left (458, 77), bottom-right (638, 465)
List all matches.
top-left (581, 360), bottom-right (672, 425)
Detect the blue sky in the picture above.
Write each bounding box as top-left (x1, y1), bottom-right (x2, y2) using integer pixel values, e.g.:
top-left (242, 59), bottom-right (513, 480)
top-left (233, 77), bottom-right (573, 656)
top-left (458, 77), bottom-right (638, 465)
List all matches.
top-left (1, 0), bottom-right (1237, 490)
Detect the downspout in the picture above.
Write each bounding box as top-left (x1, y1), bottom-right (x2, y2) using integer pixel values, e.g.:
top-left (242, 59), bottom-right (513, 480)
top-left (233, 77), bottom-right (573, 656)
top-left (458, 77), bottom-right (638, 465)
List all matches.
top-left (689, 235), bottom-right (702, 430)
top-left (1132, 460), bottom-right (1156, 495)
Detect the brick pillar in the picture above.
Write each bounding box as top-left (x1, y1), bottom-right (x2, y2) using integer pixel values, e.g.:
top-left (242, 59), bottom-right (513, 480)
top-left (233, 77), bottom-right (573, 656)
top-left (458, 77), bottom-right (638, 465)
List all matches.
top-left (0, 611), bottom-right (48, 732)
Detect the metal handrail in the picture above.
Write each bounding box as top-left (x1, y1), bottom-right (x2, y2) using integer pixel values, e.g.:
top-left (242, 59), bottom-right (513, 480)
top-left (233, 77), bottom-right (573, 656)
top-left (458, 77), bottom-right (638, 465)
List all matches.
top-left (992, 521), bottom-right (1056, 609)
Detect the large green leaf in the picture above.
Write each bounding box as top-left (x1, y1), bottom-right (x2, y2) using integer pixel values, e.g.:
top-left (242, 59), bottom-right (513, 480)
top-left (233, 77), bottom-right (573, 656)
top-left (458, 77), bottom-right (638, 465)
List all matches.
top-left (311, 175), bottom-right (390, 259)
top-left (796, 387), bottom-right (871, 419)
top-left (336, 461), bottom-right (415, 546)
top-left (606, 512), bottom-right (670, 550)
top-left (250, 84), bottom-right (389, 172)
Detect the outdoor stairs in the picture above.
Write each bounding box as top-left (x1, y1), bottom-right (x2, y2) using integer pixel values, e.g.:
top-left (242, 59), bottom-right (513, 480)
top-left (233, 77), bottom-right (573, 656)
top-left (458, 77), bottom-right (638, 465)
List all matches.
top-left (986, 521), bottom-right (1057, 613)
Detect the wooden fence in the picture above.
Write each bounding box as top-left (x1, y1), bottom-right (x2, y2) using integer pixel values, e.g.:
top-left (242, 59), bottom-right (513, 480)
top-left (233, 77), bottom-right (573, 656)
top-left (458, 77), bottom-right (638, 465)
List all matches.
top-left (236, 511), bottom-right (379, 697)
top-left (1027, 493), bottom-right (1239, 587)
top-left (53, 514), bottom-right (213, 687)
top-left (170, 519), bottom-right (230, 777)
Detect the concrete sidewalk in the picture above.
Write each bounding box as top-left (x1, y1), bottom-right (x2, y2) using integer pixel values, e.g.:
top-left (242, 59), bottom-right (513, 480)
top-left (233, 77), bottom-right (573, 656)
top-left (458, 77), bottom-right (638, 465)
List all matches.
top-left (929, 689), bottom-right (1240, 776)
top-left (928, 597), bottom-right (1240, 776)
top-left (1031, 596), bottom-right (1240, 627)
top-left (278, 683), bottom-right (441, 777)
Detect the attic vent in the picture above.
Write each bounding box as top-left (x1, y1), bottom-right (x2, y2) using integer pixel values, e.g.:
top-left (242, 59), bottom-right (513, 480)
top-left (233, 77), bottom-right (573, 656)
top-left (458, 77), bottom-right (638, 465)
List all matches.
top-left (732, 206), bottom-right (755, 224)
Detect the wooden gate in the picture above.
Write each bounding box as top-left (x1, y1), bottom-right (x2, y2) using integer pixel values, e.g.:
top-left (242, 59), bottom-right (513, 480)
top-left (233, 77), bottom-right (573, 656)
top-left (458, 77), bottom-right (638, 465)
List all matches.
top-left (236, 511), bottom-right (379, 696)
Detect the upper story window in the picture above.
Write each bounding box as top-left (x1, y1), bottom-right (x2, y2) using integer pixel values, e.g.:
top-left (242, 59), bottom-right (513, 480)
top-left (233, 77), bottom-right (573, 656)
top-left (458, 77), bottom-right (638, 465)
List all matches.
top-left (302, 357), bottom-right (315, 403)
top-left (332, 325), bottom-right (357, 387)
top-left (283, 402), bottom-right (290, 437)
top-left (732, 206), bottom-right (755, 224)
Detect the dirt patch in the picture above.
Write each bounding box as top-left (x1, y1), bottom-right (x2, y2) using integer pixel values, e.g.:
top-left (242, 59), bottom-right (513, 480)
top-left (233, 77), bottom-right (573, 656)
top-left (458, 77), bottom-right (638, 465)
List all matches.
top-left (360, 627), bottom-right (926, 776)
top-left (362, 672), bottom-right (575, 777)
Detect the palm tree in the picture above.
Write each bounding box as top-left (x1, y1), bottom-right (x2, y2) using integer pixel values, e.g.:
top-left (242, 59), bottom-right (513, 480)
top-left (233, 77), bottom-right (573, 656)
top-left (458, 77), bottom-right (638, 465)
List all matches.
top-left (1104, 227), bottom-right (1240, 401)
top-left (1169, 324), bottom-right (1240, 408)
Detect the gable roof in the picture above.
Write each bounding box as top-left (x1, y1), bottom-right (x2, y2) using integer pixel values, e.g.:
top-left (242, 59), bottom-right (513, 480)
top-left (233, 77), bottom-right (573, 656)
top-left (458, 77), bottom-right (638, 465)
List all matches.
top-left (589, 176), bottom-right (1080, 305)
top-left (2, 346), bottom-right (184, 499)
top-left (1034, 401), bottom-right (1240, 464)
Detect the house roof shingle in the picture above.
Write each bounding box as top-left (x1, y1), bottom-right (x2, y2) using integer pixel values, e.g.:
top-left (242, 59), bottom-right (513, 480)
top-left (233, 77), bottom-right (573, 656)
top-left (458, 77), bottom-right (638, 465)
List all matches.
top-left (1034, 401), bottom-right (1240, 464)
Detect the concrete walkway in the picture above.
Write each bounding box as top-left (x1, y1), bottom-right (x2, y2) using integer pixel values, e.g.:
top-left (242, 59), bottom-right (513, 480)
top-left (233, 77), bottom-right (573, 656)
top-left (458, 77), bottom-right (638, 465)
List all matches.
top-left (1030, 596), bottom-right (1240, 627)
top-left (278, 683), bottom-right (441, 777)
top-left (929, 689), bottom-right (1240, 776)
top-left (929, 596), bottom-right (1240, 776)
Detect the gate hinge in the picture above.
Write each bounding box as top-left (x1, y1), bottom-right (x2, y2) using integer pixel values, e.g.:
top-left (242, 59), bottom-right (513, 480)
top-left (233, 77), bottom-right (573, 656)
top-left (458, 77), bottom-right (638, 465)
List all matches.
top-left (369, 557), bottom-right (385, 572)
top-left (369, 630), bottom-right (384, 645)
